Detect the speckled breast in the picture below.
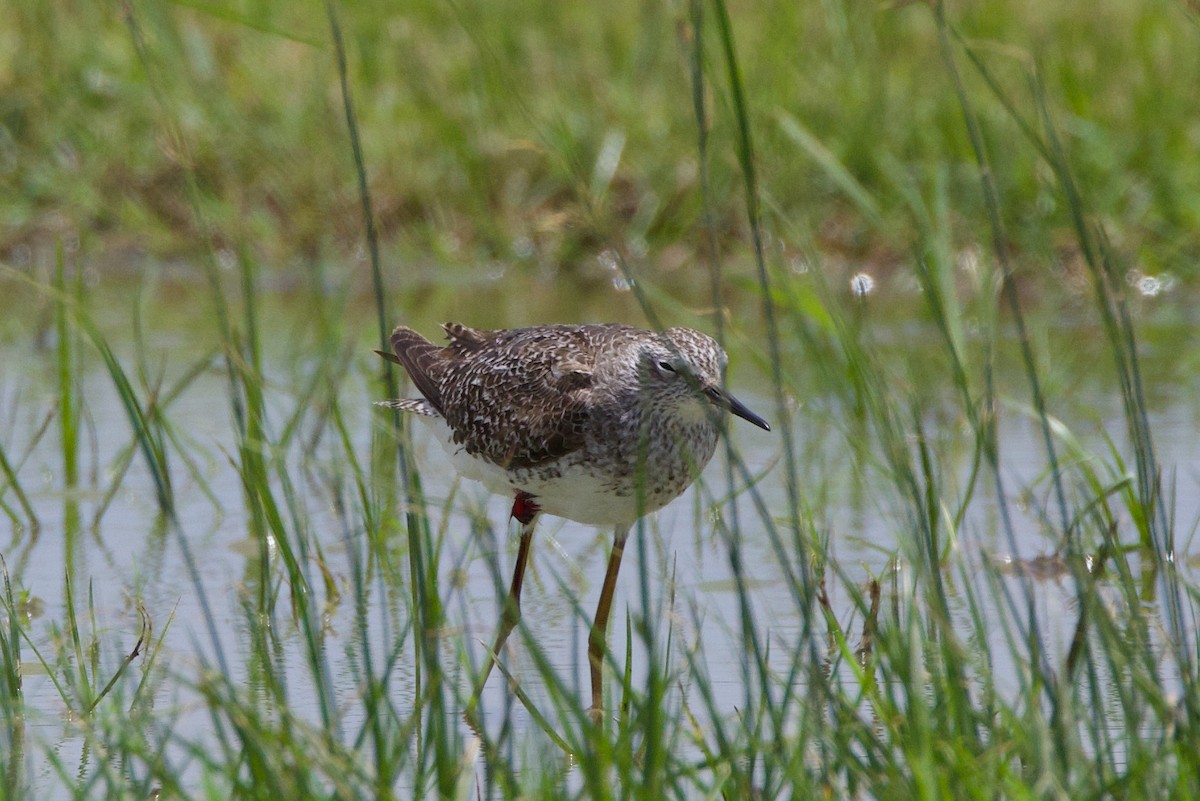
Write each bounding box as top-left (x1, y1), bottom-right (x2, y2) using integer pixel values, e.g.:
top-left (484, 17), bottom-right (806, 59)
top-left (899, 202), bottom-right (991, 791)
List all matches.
top-left (506, 419), bottom-right (721, 527)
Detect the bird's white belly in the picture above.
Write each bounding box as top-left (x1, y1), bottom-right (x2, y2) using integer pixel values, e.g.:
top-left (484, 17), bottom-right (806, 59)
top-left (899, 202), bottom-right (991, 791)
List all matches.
top-left (418, 415), bottom-right (513, 493)
top-left (417, 414), bottom-right (706, 528)
top-left (507, 465), bottom-right (663, 527)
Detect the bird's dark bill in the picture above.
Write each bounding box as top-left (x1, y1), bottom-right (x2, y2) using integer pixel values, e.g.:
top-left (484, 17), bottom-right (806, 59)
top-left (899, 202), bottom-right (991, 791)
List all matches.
top-left (727, 394), bottom-right (771, 431)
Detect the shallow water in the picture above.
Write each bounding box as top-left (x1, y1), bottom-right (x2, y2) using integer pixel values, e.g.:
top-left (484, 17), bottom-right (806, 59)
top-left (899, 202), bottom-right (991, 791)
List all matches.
top-left (1, 270), bottom-right (1198, 795)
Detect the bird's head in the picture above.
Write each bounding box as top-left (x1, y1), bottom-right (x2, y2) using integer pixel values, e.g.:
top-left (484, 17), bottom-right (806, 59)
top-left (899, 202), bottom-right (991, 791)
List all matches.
top-left (635, 328), bottom-right (770, 432)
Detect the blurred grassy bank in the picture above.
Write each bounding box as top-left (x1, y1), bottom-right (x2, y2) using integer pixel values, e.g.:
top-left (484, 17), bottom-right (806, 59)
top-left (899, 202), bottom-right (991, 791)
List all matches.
top-left (2, 0), bottom-right (1198, 285)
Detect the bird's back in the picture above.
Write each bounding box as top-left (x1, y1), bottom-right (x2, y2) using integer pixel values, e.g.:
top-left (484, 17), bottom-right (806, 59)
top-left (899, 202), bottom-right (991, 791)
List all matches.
top-left (389, 323), bottom-right (648, 470)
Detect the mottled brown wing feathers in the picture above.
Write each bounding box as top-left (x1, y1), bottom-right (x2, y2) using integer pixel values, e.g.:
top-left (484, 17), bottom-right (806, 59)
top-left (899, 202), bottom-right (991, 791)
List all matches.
top-left (442, 322), bottom-right (490, 350)
top-left (375, 398), bottom-right (438, 416)
top-left (388, 326), bottom-right (448, 416)
top-left (385, 324), bottom-right (611, 469)
top-left (441, 325), bottom-right (599, 469)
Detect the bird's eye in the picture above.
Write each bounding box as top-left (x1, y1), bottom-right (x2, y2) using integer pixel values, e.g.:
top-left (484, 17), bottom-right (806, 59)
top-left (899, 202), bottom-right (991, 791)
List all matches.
top-left (657, 360), bottom-right (676, 374)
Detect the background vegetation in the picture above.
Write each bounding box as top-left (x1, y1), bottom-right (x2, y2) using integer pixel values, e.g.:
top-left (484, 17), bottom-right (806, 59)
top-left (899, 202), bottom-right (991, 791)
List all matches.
top-left (3, 0), bottom-right (1198, 288)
